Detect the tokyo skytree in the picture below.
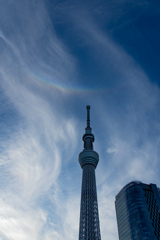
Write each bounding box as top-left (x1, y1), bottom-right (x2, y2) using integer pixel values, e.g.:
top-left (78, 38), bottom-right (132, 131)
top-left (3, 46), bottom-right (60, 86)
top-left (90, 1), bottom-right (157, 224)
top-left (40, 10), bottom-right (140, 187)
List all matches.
top-left (78, 105), bottom-right (101, 240)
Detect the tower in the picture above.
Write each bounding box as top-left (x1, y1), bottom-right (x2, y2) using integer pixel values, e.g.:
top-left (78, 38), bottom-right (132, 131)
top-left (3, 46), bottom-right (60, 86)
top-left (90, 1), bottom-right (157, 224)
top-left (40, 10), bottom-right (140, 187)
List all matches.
top-left (115, 181), bottom-right (160, 240)
top-left (78, 105), bottom-right (101, 240)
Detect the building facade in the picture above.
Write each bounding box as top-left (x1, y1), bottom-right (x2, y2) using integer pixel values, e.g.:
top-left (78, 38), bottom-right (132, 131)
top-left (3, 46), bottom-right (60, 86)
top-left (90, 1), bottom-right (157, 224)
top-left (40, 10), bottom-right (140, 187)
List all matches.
top-left (78, 105), bottom-right (101, 240)
top-left (115, 181), bottom-right (160, 240)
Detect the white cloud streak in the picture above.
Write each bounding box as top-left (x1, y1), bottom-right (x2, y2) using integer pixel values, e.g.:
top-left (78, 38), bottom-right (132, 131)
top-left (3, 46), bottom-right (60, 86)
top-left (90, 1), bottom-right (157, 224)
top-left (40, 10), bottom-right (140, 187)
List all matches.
top-left (0, 0), bottom-right (79, 239)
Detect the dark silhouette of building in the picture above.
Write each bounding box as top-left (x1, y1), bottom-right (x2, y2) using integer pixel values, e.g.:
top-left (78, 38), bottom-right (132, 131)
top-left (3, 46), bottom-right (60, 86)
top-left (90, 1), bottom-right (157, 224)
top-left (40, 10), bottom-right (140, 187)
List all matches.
top-left (115, 181), bottom-right (160, 240)
top-left (78, 105), bottom-right (101, 240)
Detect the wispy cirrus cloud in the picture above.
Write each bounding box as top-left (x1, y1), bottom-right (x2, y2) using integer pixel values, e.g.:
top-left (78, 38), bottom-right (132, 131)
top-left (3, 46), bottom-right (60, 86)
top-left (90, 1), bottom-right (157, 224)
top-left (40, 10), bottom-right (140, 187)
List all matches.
top-left (0, 0), bottom-right (79, 239)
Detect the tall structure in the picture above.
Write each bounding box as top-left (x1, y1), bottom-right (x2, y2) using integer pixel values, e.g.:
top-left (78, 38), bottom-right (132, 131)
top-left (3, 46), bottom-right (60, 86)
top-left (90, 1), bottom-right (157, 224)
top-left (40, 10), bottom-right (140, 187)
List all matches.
top-left (78, 105), bottom-right (101, 240)
top-left (115, 181), bottom-right (160, 240)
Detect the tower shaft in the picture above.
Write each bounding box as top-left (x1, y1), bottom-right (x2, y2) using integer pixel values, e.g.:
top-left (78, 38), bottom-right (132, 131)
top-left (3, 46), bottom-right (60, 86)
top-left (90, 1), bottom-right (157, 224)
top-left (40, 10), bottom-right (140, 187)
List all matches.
top-left (79, 164), bottom-right (101, 240)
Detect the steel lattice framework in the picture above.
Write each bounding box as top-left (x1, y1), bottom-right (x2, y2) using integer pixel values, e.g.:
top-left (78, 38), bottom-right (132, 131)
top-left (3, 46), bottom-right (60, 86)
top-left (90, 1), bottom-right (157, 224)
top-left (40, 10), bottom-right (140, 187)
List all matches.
top-left (78, 106), bottom-right (101, 240)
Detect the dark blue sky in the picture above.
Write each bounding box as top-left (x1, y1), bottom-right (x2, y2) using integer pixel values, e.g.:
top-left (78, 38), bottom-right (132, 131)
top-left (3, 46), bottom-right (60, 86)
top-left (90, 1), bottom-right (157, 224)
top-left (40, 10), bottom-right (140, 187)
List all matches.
top-left (45, 0), bottom-right (160, 86)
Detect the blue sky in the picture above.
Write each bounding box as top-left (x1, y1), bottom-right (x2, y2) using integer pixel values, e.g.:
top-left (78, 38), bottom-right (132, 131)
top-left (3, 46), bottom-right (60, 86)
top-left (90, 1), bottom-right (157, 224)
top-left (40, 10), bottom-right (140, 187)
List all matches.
top-left (0, 0), bottom-right (160, 239)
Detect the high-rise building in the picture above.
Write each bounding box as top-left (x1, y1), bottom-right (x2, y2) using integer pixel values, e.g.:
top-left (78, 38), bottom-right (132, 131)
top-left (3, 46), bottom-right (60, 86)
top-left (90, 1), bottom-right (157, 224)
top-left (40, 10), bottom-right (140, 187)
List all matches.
top-left (78, 105), bottom-right (101, 240)
top-left (115, 181), bottom-right (160, 240)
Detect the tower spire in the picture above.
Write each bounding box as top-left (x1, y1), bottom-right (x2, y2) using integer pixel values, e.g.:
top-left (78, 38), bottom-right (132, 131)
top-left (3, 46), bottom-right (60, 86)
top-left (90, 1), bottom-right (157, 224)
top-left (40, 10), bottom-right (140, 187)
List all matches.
top-left (86, 105), bottom-right (90, 128)
top-left (83, 105), bottom-right (94, 150)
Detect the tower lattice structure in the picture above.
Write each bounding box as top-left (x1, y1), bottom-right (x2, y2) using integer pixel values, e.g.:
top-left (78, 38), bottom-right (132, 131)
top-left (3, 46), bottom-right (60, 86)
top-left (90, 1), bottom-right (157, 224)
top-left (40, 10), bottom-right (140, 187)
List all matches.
top-left (78, 105), bottom-right (101, 240)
